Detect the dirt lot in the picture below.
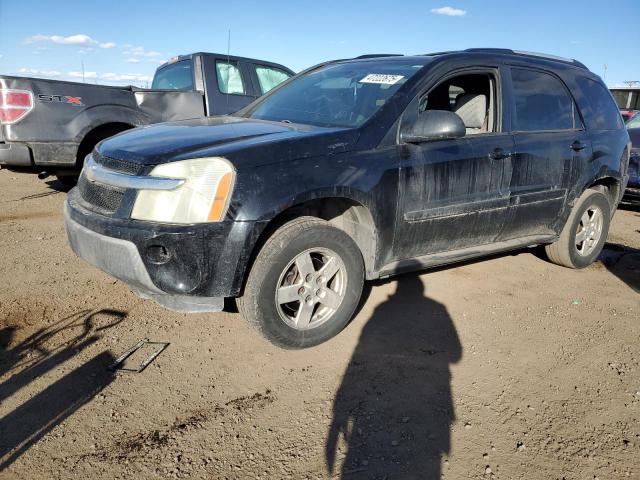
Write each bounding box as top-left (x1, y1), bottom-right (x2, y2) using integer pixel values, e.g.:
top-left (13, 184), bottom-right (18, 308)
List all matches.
top-left (0, 170), bottom-right (638, 480)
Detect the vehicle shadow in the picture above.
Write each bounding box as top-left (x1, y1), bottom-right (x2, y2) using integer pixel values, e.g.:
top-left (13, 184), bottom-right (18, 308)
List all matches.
top-left (326, 273), bottom-right (462, 479)
top-left (599, 243), bottom-right (640, 292)
top-left (0, 309), bottom-right (126, 469)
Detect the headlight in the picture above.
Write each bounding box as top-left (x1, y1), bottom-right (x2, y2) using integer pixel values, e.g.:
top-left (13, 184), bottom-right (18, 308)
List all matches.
top-left (131, 157), bottom-right (235, 224)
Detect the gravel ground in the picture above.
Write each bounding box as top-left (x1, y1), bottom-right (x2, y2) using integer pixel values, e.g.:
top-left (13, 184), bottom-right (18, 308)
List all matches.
top-left (0, 170), bottom-right (638, 479)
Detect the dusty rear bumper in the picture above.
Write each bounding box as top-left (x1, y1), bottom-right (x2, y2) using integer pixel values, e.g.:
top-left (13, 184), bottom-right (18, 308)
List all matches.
top-left (0, 142), bottom-right (32, 167)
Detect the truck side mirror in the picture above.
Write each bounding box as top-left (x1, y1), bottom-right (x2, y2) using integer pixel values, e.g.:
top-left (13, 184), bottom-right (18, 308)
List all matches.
top-left (400, 110), bottom-right (466, 144)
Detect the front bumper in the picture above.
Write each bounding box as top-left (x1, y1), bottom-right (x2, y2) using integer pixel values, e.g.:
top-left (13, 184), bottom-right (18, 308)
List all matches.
top-left (65, 189), bottom-right (263, 312)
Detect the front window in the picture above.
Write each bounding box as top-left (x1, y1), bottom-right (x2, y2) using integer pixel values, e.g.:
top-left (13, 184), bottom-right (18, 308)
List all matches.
top-left (151, 60), bottom-right (194, 90)
top-left (243, 59), bottom-right (427, 128)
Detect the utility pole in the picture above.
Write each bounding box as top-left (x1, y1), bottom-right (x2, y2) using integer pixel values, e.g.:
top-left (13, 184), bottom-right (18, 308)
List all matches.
top-left (603, 64), bottom-right (607, 82)
top-left (81, 59), bottom-right (85, 83)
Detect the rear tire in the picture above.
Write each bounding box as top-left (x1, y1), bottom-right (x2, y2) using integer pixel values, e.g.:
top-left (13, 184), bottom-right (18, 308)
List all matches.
top-left (544, 188), bottom-right (611, 268)
top-left (238, 217), bottom-right (364, 349)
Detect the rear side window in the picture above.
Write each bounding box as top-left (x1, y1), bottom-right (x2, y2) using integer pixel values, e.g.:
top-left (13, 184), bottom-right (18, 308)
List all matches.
top-left (216, 61), bottom-right (246, 95)
top-left (151, 61), bottom-right (194, 90)
top-left (255, 65), bottom-right (291, 94)
top-left (510, 68), bottom-right (575, 131)
top-left (577, 77), bottom-right (624, 130)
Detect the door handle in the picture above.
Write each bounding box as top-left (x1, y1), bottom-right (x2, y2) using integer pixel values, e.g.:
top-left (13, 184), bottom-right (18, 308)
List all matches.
top-left (489, 148), bottom-right (511, 160)
top-left (571, 141), bottom-right (587, 151)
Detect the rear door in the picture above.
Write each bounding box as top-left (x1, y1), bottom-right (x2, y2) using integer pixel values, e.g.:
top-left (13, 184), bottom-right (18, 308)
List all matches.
top-left (498, 66), bottom-right (593, 241)
top-left (201, 55), bottom-right (258, 115)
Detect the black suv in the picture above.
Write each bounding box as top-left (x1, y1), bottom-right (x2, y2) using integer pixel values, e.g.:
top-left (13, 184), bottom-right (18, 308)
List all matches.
top-left (65, 49), bottom-right (631, 349)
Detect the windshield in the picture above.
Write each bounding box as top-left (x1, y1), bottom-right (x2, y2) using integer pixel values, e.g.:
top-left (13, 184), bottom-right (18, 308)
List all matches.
top-left (244, 59), bottom-right (427, 128)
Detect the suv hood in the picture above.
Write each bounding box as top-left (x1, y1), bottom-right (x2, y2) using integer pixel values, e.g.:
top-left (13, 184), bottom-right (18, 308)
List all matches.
top-left (97, 116), bottom-right (358, 166)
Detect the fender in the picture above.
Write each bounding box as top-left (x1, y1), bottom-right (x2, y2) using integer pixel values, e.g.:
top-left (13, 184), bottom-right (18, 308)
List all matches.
top-left (69, 104), bottom-right (150, 144)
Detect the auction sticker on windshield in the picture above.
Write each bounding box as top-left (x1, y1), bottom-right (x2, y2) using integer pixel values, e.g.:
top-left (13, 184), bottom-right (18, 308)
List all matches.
top-left (359, 74), bottom-right (405, 85)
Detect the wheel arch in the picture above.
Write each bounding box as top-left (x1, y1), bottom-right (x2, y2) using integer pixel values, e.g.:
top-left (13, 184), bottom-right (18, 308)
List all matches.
top-left (75, 122), bottom-right (135, 166)
top-left (584, 176), bottom-right (621, 214)
top-left (241, 195), bottom-right (379, 293)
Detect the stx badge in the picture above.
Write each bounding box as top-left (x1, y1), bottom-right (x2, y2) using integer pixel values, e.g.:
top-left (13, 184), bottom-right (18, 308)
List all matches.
top-left (38, 94), bottom-right (84, 106)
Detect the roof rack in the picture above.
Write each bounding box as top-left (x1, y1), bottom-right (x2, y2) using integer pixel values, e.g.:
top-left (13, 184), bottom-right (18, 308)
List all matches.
top-left (354, 54), bottom-right (403, 59)
top-left (423, 48), bottom-right (588, 69)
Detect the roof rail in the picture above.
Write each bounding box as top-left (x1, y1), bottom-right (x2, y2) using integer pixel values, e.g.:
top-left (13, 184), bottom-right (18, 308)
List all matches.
top-left (511, 50), bottom-right (588, 69)
top-left (354, 54), bottom-right (403, 59)
top-left (423, 48), bottom-right (588, 69)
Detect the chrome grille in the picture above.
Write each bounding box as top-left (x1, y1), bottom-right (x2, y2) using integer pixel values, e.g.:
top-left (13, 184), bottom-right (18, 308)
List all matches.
top-left (92, 150), bottom-right (142, 175)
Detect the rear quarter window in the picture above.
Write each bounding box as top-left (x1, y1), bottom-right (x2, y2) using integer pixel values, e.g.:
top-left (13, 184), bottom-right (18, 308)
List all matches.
top-left (576, 77), bottom-right (624, 130)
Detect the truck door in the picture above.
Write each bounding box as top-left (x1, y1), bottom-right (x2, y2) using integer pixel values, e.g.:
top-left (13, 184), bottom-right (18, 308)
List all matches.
top-left (201, 55), bottom-right (259, 115)
top-left (497, 67), bottom-right (592, 241)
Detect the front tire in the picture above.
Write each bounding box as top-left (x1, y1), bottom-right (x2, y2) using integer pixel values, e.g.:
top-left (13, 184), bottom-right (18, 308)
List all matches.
top-left (238, 217), bottom-right (364, 349)
top-left (544, 188), bottom-right (611, 269)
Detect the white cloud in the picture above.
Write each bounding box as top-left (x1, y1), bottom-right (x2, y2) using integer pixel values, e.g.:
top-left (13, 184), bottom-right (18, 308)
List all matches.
top-left (101, 72), bottom-right (152, 82)
top-left (430, 6), bottom-right (466, 16)
top-left (25, 33), bottom-right (98, 46)
top-left (124, 57), bottom-right (141, 63)
top-left (76, 48), bottom-right (95, 54)
top-left (123, 46), bottom-right (162, 58)
top-left (99, 42), bottom-right (116, 49)
top-left (18, 67), bottom-right (61, 77)
top-left (68, 71), bottom-right (98, 79)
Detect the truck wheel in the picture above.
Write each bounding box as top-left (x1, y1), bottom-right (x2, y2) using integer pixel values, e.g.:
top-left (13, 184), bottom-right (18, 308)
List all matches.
top-left (544, 188), bottom-right (611, 269)
top-left (238, 216), bottom-right (364, 349)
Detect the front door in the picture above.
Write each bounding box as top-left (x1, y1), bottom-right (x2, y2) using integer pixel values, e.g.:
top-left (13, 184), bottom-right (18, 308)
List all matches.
top-left (393, 68), bottom-right (515, 260)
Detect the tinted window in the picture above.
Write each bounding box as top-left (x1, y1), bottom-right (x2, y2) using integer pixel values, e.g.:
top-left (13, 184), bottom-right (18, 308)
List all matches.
top-left (151, 61), bottom-right (193, 90)
top-left (245, 59), bottom-right (426, 128)
top-left (255, 65), bottom-right (291, 94)
top-left (216, 61), bottom-right (246, 95)
top-left (576, 77), bottom-right (624, 130)
top-left (511, 68), bottom-right (574, 131)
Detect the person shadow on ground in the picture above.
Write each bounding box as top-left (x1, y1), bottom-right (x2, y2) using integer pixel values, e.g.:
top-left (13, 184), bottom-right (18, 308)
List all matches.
top-left (326, 274), bottom-right (462, 479)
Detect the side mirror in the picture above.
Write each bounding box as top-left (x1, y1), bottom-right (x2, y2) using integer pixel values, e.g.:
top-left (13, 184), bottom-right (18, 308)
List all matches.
top-left (400, 110), bottom-right (466, 144)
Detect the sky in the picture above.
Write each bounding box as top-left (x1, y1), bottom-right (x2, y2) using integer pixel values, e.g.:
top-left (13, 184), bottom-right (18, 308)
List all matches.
top-left (0, 0), bottom-right (638, 88)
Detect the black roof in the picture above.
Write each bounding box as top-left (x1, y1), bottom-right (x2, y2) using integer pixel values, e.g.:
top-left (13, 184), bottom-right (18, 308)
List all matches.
top-left (342, 48), bottom-right (589, 71)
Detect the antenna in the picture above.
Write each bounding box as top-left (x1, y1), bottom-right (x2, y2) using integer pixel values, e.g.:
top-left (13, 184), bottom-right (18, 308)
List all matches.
top-left (81, 59), bottom-right (85, 83)
top-left (226, 28), bottom-right (231, 111)
top-left (603, 64), bottom-right (607, 82)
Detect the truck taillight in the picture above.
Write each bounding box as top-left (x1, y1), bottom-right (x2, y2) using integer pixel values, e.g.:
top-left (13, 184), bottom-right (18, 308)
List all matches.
top-left (0, 89), bottom-right (34, 124)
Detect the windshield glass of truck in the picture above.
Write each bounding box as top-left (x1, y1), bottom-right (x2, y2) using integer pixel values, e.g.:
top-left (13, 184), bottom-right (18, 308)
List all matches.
top-left (245, 59), bottom-right (426, 128)
top-left (152, 60), bottom-right (194, 90)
